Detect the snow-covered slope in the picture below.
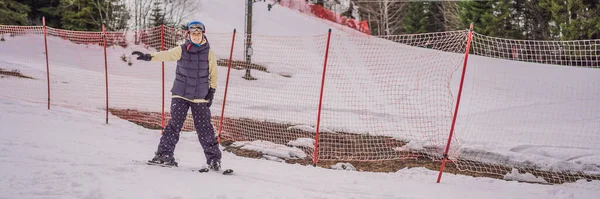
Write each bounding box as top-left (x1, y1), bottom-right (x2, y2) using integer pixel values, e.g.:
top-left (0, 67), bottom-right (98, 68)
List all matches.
top-left (1, 97), bottom-right (599, 199)
top-left (1, 0), bottom-right (600, 197)
top-left (149, 0), bottom-right (365, 36)
top-left (1, 0), bottom-right (600, 179)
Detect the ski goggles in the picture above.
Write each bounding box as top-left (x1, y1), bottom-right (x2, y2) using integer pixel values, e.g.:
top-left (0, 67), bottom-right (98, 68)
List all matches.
top-left (188, 23), bottom-right (205, 33)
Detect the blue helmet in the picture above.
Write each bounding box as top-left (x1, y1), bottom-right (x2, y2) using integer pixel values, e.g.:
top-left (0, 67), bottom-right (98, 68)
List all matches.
top-left (186, 21), bottom-right (205, 33)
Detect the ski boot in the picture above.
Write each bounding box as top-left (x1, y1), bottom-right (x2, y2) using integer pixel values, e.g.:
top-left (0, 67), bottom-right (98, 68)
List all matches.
top-left (148, 152), bottom-right (178, 167)
top-left (208, 159), bottom-right (221, 171)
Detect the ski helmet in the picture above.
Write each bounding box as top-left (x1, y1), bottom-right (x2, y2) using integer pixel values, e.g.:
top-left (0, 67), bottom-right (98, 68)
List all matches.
top-left (186, 21), bottom-right (205, 33)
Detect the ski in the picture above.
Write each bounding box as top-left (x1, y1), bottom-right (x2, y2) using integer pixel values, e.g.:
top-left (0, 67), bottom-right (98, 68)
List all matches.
top-left (192, 168), bottom-right (234, 175)
top-left (222, 169), bottom-right (234, 175)
top-left (145, 160), bottom-right (178, 167)
top-left (133, 160), bottom-right (233, 175)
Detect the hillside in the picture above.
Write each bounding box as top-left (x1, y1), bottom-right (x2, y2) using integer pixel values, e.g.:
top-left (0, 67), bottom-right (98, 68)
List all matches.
top-left (1, 0), bottom-right (600, 198)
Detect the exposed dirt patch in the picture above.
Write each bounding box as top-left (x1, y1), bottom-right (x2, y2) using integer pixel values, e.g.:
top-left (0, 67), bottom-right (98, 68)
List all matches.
top-left (0, 68), bottom-right (34, 79)
top-left (108, 108), bottom-right (599, 184)
top-left (216, 59), bottom-right (292, 78)
top-left (223, 145), bottom-right (502, 177)
top-left (217, 59), bottom-right (268, 72)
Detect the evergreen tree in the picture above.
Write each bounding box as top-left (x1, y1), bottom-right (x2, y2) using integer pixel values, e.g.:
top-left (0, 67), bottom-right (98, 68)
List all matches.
top-left (402, 2), bottom-right (427, 34)
top-left (22, 0), bottom-right (62, 27)
top-left (150, 0), bottom-right (166, 28)
top-left (522, 0), bottom-right (552, 40)
top-left (59, 0), bottom-right (130, 31)
top-left (458, 0), bottom-right (494, 35)
top-left (580, 0), bottom-right (600, 39)
top-left (540, 0), bottom-right (597, 40)
top-left (105, 0), bottom-right (130, 31)
top-left (59, 0), bottom-right (101, 31)
top-left (0, 0), bottom-right (31, 25)
top-left (488, 0), bottom-right (522, 39)
top-left (426, 2), bottom-right (445, 32)
top-left (147, 1), bottom-right (167, 50)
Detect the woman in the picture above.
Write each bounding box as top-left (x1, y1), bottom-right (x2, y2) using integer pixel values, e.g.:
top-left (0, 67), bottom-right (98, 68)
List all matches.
top-left (132, 21), bottom-right (221, 171)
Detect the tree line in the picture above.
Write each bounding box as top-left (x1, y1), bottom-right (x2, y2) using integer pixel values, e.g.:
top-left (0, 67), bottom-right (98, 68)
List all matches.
top-left (336, 0), bottom-right (600, 40)
top-left (0, 0), bottom-right (199, 31)
top-left (2, 0), bottom-right (598, 40)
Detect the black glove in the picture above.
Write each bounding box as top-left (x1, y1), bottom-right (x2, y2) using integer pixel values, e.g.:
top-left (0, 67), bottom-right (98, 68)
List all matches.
top-left (205, 87), bottom-right (216, 107)
top-left (132, 51), bottom-right (152, 61)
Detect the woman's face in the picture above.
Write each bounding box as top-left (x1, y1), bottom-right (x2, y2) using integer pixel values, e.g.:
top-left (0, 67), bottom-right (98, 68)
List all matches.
top-left (190, 32), bottom-right (203, 44)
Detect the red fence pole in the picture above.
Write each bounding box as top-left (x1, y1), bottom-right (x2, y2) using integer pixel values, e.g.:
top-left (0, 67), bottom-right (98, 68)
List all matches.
top-left (437, 23), bottom-right (474, 183)
top-left (218, 29), bottom-right (237, 144)
top-left (314, 29), bottom-right (332, 167)
top-left (161, 24), bottom-right (166, 132)
top-left (43, 17), bottom-right (50, 110)
top-left (102, 25), bottom-right (109, 124)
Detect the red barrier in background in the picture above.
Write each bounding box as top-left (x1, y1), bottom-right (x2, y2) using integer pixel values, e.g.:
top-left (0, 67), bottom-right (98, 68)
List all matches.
top-left (270, 0), bottom-right (370, 35)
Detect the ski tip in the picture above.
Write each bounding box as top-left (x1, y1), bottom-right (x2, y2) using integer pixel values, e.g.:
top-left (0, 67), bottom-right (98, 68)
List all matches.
top-left (223, 169), bottom-right (233, 175)
top-left (196, 168), bottom-right (210, 173)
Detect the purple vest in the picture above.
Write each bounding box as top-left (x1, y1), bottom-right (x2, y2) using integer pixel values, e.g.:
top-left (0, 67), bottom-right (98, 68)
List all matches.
top-left (171, 39), bottom-right (211, 100)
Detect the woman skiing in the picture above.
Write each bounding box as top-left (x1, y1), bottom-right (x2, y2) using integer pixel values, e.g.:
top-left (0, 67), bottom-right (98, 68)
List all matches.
top-left (131, 21), bottom-right (221, 171)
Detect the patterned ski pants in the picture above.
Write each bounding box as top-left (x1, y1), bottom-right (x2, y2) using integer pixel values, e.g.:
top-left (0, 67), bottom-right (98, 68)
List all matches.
top-left (156, 98), bottom-right (221, 164)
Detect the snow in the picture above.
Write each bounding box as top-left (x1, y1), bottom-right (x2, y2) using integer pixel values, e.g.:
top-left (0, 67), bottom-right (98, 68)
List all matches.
top-left (287, 124), bottom-right (334, 133)
top-left (451, 55), bottom-right (600, 174)
top-left (1, 0), bottom-right (600, 197)
top-left (186, 0), bottom-right (364, 36)
top-left (2, 9), bottom-right (599, 175)
top-left (503, 168), bottom-right (549, 184)
top-left (232, 140), bottom-right (308, 159)
top-left (331, 162), bottom-right (357, 171)
top-left (261, 154), bottom-right (286, 162)
top-left (288, 138), bottom-right (315, 148)
top-left (1, 0), bottom-right (598, 179)
top-left (1, 97), bottom-right (599, 198)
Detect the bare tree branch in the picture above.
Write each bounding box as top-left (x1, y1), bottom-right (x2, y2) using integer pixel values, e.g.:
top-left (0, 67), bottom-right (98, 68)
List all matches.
top-left (164, 0), bottom-right (200, 26)
top-left (441, 1), bottom-right (461, 31)
top-left (356, 0), bottom-right (406, 35)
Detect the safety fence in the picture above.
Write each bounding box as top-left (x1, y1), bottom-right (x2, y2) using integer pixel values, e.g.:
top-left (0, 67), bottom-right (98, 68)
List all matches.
top-left (1, 22), bottom-right (599, 185)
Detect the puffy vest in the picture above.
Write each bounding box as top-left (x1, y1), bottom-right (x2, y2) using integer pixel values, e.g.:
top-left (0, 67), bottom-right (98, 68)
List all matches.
top-left (171, 39), bottom-right (211, 100)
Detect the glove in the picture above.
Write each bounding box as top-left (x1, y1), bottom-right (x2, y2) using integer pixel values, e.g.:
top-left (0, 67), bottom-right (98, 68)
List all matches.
top-left (132, 51), bottom-right (152, 61)
top-left (205, 87), bottom-right (216, 107)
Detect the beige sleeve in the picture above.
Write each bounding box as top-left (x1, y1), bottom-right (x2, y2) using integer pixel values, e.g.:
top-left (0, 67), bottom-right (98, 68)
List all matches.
top-left (208, 49), bottom-right (218, 88)
top-left (150, 46), bottom-right (182, 62)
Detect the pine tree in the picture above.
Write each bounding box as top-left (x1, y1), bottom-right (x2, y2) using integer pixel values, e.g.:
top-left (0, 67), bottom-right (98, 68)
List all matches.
top-left (426, 2), bottom-right (445, 32)
top-left (105, 0), bottom-right (130, 31)
top-left (580, 0), bottom-right (600, 39)
top-left (488, 0), bottom-right (522, 39)
top-left (59, 0), bottom-right (101, 31)
top-left (457, 0), bottom-right (494, 35)
top-left (0, 0), bottom-right (31, 25)
top-left (150, 0), bottom-right (166, 28)
top-left (540, 0), bottom-right (596, 40)
top-left (522, 0), bottom-right (551, 40)
top-left (402, 2), bottom-right (427, 34)
top-left (22, 0), bottom-right (62, 27)
top-left (147, 1), bottom-right (166, 50)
